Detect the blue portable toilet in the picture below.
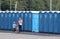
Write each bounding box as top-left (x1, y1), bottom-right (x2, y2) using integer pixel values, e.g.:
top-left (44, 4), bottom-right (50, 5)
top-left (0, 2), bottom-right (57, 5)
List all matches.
top-left (48, 12), bottom-right (54, 33)
top-left (1, 12), bottom-right (5, 29)
top-left (23, 11), bottom-right (28, 31)
top-left (13, 12), bottom-right (19, 23)
top-left (53, 12), bottom-right (59, 33)
top-left (18, 12), bottom-right (25, 31)
top-left (24, 11), bottom-right (32, 31)
top-left (7, 12), bottom-right (11, 30)
top-left (13, 12), bottom-right (17, 22)
top-left (21, 11), bottom-right (32, 32)
top-left (18, 12), bottom-right (24, 31)
top-left (16, 12), bottom-right (20, 23)
top-left (11, 12), bottom-right (17, 30)
top-left (58, 12), bottom-right (60, 33)
top-left (4, 12), bottom-right (8, 30)
top-left (23, 11), bottom-right (32, 31)
top-left (0, 12), bottom-right (2, 29)
top-left (20, 12), bottom-right (25, 31)
top-left (0, 12), bottom-right (1, 29)
top-left (0, 12), bottom-right (3, 29)
top-left (8, 12), bottom-right (15, 30)
top-left (39, 12), bottom-right (44, 32)
top-left (32, 12), bottom-right (39, 32)
top-left (7, 12), bottom-right (13, 30)
top-left (43, 12), bottom-right (49, 32)
top-left (27, 12), bottom-right (32, 31)
top-left (6, 12), bottom-right (10, 30)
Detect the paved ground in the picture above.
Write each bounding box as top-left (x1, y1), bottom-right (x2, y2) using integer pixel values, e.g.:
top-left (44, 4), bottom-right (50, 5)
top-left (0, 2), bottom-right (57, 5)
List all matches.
top-left (0, 30), bottom-right (60, 39)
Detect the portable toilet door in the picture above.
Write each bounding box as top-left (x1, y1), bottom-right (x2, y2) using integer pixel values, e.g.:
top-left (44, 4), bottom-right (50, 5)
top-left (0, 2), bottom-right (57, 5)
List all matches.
top-left (27, 12), bottom-right (32, 32)
top-left (23, 12), bottom-right (28, 31)
top-left (23, 12), bottom-right (32, 32)
top-left (0, 12), bottom-right (2, 29)
top-left (32, 13), bottom-right (39, 32)
top-left (6, 12), bottom-right (10, 30)
top-left (39, 12), bottom-right (44, 32)
top-left (0, 12), bottom-right (3, 29)
top-left (48, 12), bottom-right (54, 33)
top-left (43, 12), bottom-right (49, 32)
top-left (11, 12), bottom-right (16, 30)
top-left (53, 12), bottom-right (59, 33)
top-left (8, 12), bottom-right (12, 30)
top-left (58, 13), bottom-right (60, 33)
top-left (13, 12), bottom-right (19, 24)
top-left (1, 12), bottom-right (5, 29)
top-left (8, 12), bottom-right (15, 30)
top-left (4, 12), bottom-right (8, 30)
top-left (0, 12), bottom-right (1, 29)
top-left (16, 12), bottom-right (20, 23)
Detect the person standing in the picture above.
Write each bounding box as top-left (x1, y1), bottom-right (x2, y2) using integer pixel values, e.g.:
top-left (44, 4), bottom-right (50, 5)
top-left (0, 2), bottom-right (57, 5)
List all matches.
top-left (18, 18), bottom-right (23, 32)
top-left (12, 21), bottom-right (17, 32)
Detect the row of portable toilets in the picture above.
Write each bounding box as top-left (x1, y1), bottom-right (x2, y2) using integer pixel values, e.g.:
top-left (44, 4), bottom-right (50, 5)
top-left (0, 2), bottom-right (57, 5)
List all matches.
top-left (0, 11), bottom-right (60, 33)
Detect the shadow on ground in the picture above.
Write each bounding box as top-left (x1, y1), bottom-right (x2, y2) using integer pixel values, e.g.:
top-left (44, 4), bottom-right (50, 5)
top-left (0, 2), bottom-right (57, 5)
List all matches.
top-left (0, 30), bottom-right (60, 36)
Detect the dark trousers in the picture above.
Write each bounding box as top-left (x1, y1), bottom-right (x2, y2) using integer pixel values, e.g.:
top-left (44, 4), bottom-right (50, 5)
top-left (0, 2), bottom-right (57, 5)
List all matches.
top-left (19, 25), bottom-right (22, 32)
top-left (13, 28), bottom-right (16, 32)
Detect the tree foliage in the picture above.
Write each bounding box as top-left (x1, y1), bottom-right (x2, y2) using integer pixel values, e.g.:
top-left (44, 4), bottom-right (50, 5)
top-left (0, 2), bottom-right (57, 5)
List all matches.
top-left (0, 0), bottom-right (60, 11)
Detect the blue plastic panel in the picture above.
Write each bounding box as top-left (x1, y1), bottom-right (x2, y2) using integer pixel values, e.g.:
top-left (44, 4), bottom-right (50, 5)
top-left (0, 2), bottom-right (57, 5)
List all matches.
top-left (8, 12), bottom-right (13, 30)
top-left (39, 12), bottom-right (44, 32)
top-left (24, 12), bottom-right (28, 31)
top-left (1, 13), bottom-right (4, 29)
top-left (53, 12), bottom-right (58, 33)
top-left (57, 13), bottom-right (60, 33)
top-left (32, 13), bottom-right (39, 32)
top-left (0, 13), bottom-right (1, 29)
top-left (48, 12), bottom-right (54, 32)
top-left (27, 12), bottom-right (32, 31)
top-left (4, 12), bottom-right (8, 29)
top-left (0, 12), bottom-right (3, 29)
top-left (43, 12), bottom-right (49, 32)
